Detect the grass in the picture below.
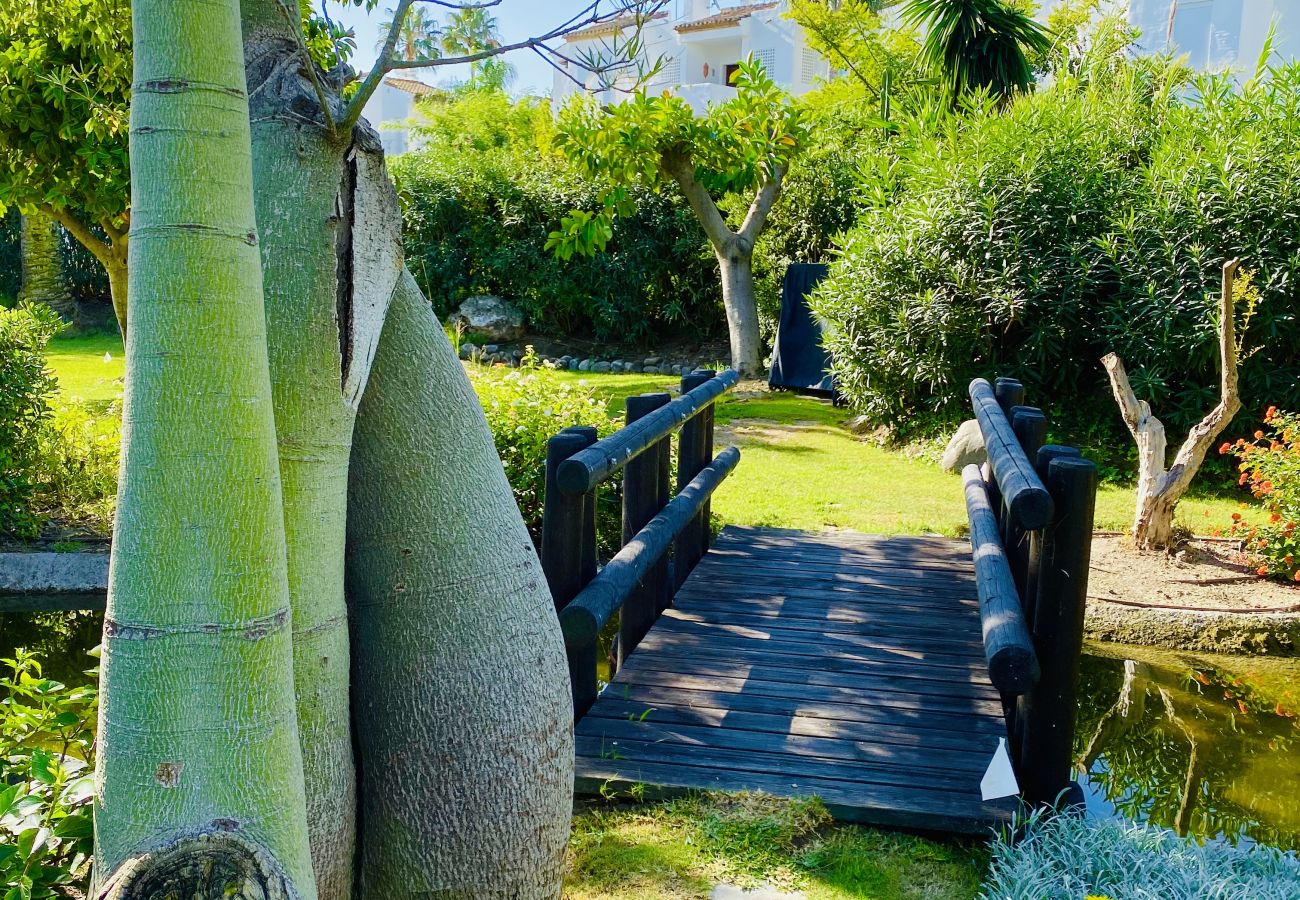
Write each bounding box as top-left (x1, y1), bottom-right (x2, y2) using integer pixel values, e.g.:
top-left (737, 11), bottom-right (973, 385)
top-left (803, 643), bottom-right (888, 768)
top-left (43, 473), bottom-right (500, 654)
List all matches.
top-left (567, 793), bottom-right (986, 900)
top-left (41, 336), bottom-right (1258, 537)
top-left (982, 808), bottom-right (1300, 899)
top-left (45, 333), bottom-right (124, 404)
top-left (548, 370), bottom-right (1257, 537)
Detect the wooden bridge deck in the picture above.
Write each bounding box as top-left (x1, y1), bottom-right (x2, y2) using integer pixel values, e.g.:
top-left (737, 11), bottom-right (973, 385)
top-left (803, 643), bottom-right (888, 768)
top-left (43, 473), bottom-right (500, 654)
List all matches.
top-left (574, 525), bottom-right (1018, 835)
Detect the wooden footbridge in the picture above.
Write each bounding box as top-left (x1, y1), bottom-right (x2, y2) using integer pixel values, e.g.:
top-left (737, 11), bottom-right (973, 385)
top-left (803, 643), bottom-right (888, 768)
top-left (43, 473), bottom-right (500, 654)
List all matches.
top-left (542, 372), bottom-right (1098, 835)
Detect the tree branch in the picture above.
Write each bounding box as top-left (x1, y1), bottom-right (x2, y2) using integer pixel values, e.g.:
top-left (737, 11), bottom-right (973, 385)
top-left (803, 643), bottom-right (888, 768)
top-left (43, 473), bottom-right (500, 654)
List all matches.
top-left (275, 0), bottom-right (338, 133)
top-left (660, 147), bottom-right (735, 251)
top-left (738, 165), bottom-right (786, 246)
top-left (44, 205), bottom-right (113, 263)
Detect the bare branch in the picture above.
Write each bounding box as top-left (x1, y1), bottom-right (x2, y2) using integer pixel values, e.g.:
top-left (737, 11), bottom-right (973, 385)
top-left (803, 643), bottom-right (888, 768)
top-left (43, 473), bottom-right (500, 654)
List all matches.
top-left (660, 147), bottom-right (735, 251)
top-left (739, 166), bottom-right (786, 246)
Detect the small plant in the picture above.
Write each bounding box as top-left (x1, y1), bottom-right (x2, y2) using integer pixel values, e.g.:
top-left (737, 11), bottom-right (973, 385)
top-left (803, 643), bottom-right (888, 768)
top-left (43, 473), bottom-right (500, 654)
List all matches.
top-left (30, 398), bottom-right (121, 533)
top-left (0, 649), bottom-right (97, 899)
top-left (1223, 407), bottom-right (1300, 582)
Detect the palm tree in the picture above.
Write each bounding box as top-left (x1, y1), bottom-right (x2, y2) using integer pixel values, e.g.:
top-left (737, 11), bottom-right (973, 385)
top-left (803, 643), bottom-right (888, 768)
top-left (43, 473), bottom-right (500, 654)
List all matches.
top-left (441, 7), bottom-right (514, 89)
top-left (375, 5), bottom-right (441, 62)
top-left (901, 0), bottom-right (1051, 102)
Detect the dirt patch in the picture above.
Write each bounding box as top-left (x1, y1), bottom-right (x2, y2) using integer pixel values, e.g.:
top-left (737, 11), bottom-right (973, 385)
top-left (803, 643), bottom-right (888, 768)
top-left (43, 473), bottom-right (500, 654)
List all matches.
top-left (1089, 536), bottom-right (1300, 613)
top-left (715, 418), bottom-right (825, 447)
top-left (1086, 536), bottom-right (1300, 655)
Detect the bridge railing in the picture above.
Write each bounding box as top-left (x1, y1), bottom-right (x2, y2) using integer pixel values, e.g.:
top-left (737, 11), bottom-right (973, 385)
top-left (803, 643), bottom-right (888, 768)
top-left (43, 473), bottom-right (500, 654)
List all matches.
top-left (964, 376), bottom-right (1098, 809)
top-left (541, 368), bottom-right (741, 720)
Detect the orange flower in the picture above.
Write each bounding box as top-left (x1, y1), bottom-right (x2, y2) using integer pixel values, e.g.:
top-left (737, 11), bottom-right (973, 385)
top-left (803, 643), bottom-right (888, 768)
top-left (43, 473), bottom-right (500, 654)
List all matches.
top-left (1267, 406), bottom-right (1278, 420)
top-left (1258, 566), bottom-right (1270, 576)
top-left (1219, 442), bottom-right (1232, 454)
top-left (1255, 430), bottom-right (1266, 439)
top-left (1294, 570), bottom-right (1300, 583)
top-left (1232, 513), bottom-right (1242, 521)
top-left (1272, 513), bottom-right (1283, 523)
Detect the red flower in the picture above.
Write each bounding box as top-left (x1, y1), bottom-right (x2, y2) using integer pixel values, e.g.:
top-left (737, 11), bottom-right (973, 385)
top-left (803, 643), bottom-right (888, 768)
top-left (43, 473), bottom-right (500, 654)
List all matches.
top-left (1219, 442), bottom-right (1232, 454)
top-left (1232, 513), bottom-right (1242, 521)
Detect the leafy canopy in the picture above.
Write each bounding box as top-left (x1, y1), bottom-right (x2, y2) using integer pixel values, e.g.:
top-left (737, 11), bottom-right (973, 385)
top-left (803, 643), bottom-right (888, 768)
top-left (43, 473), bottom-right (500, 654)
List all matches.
top-left (548, 57), bottom-right (805, 259)
top-left (0, 0), bottom-right (130, 227)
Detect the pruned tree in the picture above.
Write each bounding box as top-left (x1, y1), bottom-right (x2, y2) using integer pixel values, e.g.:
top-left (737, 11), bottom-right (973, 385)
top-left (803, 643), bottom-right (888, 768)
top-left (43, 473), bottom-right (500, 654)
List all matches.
top-left (91, 1), bottom-right (668, 898)
top-left (1102, 259), bottom-right (1249, 551)
top-left (550, 57), bottom-right (806, 376)
top-left (0, 0), bottom-right (131, 335)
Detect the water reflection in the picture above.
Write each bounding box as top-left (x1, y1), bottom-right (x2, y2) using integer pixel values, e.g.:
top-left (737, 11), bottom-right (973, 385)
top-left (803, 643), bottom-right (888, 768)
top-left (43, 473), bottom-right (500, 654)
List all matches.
top-left (1076, 646), bottom-right (1300, 850)
top-left (0, 610), bottom-right (101, 686)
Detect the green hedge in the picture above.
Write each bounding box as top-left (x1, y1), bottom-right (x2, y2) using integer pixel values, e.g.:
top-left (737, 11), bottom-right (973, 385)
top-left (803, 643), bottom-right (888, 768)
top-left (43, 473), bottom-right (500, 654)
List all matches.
top-left (393, 149), bottom-right (725, 343)
top-left (815, 61), bottom-right (1300, 441)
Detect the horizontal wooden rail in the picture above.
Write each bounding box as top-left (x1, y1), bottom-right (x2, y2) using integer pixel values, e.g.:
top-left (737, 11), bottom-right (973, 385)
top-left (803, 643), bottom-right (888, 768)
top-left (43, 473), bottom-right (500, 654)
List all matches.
top-left (968, 378), bottom-right (1053, 531)
top-left (961, 465), bottom-right (1040, 695)
top-left (560, 446), bottom-right (741, 653)
top-left (557, 369), bottom-right (740, 495)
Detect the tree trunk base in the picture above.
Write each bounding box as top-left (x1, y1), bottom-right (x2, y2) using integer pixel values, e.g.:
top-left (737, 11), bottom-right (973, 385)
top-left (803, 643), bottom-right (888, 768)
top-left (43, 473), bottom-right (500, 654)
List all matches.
top-left (97, 829), bottom-right (296, 900)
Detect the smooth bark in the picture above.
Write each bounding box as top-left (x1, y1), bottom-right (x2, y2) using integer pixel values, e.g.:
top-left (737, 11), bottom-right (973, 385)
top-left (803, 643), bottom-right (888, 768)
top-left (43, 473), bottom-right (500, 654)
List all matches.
top-left (661, 148), bottom-right (783, 377)
top-left (93, 1), bottom-right (314, 895)
top-left (1102, 260), bottom-right (1243, 550)
top-left (346, 272), bottom-right (573, 898)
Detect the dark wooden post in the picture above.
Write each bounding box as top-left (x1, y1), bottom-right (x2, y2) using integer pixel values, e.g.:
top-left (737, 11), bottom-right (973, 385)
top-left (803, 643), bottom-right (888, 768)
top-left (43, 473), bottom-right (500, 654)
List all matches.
top-left (620, 392), bottom-right (671, 663)
top-left (674, 370), bottom-right (713, 590)
top-left (695, 370), bottom-right (717, 556)
top-left (541, 430), bottom-right (591, 612)
top-left (1008, 406), bottom-right (1048, 604)
top-left (1019, 454), bottom-right (1097, 809)
top-left (562, 425), bottom-right (599, 585)
top-left (987, 377), bottom-right (1025, 529)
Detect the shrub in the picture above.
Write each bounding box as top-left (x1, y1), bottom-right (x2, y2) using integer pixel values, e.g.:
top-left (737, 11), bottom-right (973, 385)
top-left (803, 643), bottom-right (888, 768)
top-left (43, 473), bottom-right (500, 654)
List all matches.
top-left (393, 147), bottom-right (723, 343)
top-left (30, 398), bottom-right (120, 533)
top-left (1225, 407), bottom-right (1300, 582)
top-left (0, 649), bottom-right (97, 900)
top-left (0, 303), bottom-right (61, 538)
top-left (815, 56), bottom-right (1300, 443)
top-left (468, 352), bottom-right (614, 539)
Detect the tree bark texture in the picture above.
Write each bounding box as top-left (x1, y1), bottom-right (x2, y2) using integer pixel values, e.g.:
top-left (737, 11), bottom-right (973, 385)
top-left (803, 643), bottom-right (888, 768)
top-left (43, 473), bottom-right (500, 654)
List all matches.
top-left (18, 212), bottom-right (75, 318)
top-left (1102, 260), bottom-right (1243, 551)
top-left (94, 1), bottom-right (315, 896)
top-left (346, 271), bottom-right (574, 899)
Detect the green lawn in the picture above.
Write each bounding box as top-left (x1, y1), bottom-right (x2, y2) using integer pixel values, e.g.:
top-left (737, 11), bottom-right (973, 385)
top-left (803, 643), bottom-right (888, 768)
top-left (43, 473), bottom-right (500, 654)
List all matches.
top-left (46, 334), bottom-right (1253, 537)
top-left (46, 333), bottom-right (125, 403)
top-left (550, 369), bottom-right (1253, 537)
top-left (567, 794), bottom-right (985, 900)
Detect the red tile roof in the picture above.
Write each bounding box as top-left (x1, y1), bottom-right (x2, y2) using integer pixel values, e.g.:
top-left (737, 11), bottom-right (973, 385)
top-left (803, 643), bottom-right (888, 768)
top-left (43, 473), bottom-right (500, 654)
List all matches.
top-left (384, 76), bottom-right (437, 96)
top-left (565, 11), bottom-right (668, 42)
top-left (675, 2), bottom-right (779, 33)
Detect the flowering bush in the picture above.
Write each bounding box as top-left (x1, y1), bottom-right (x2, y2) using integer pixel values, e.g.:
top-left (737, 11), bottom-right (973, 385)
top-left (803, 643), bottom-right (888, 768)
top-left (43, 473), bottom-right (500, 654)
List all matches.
top-left (1222, 407), bottom-right (1300, 582)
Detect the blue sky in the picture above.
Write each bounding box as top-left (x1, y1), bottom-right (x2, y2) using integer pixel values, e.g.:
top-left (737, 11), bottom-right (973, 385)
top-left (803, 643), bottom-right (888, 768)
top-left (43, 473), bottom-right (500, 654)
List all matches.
top-left (326, 1), bottom-right (751, 95)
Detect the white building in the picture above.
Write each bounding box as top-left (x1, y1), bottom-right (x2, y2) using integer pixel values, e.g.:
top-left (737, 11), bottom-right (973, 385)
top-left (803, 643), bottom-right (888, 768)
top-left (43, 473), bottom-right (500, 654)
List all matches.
top-left (552, 1), bottom-right (829, 111)
top-left (361, 76), bottom-right (437, 156)
top-left (1126, 0), bottom-right (1295, 72)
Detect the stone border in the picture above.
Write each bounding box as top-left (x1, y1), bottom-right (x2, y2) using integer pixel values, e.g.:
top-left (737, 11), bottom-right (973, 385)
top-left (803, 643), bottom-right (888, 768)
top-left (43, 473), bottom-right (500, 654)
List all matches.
top-left (458, 344), bottom-right (718, 376)
top-left (1085, 599), bottom-right (1300, 656)
top-left (0, 550), bottom-right (109, 594)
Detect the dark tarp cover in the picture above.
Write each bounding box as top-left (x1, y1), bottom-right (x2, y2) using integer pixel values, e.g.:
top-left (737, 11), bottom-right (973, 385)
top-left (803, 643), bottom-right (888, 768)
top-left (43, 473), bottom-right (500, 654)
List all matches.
top-left (768, 262), bottom-right (834, 397)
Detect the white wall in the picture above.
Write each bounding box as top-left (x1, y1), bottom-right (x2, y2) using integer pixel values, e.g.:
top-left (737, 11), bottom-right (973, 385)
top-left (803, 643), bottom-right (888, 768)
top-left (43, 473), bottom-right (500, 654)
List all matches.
top-left (1128, 0), bottom-right (1295, 72)
top-left (363, 82), bottom-right (417, 156)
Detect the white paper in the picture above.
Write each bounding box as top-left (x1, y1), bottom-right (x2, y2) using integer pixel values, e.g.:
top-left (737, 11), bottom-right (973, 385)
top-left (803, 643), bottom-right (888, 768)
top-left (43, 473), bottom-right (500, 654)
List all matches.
top-left (981, 737), bottom-right (1020, 801)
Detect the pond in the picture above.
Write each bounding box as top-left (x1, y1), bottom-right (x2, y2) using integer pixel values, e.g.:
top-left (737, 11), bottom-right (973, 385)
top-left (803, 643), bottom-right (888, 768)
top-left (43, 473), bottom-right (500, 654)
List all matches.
top-left (1076, 643), bottom-right (1300, 851)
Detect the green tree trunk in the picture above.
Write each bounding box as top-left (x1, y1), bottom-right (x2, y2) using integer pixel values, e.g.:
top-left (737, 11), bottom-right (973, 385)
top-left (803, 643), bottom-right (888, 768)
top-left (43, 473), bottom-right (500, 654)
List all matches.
top-left (17, 212), bottom-right (75, 319)
top-left (93, 2), bottom-right (315, 895)
top-left (346, 271), bottom-right (574, 898)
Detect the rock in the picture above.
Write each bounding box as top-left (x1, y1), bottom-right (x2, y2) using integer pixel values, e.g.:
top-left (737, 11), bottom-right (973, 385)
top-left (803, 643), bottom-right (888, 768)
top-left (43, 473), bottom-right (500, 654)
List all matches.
top-left (711, 886), bottom-right (804, 900)
top-left (578, 359), bottom-right (592, 372)
top-left (447, 295), bottom-right (525, 343)
top-left (659, 363), bottom-right (673, 375)
top-left (846, 415), bottom-right (874, 435)
top-left (593, 361), bottom-right (611, 373)
top-left (643, 356), bottom-right (661, 366)
top-left (483, 344), bottom-right (499, 354)
top-left (458, 344), bottom-right (471, 360)
top-left (941, 419), bottom-right (986, 472)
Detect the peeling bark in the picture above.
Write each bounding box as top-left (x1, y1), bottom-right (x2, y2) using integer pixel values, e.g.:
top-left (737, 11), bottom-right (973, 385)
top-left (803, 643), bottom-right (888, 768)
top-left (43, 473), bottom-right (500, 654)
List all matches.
top-left (346, 272), bottom-right (573, 899)
top-left (1102, 259), bottom-right (1244, 551)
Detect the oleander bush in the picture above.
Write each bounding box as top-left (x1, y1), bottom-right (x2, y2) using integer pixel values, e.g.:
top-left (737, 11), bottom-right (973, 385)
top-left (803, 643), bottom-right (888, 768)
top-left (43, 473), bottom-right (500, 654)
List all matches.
top-left (814, 53), bottom-right (1300, 443)
top-left (1226, 407), bottom-right (1300, 582)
